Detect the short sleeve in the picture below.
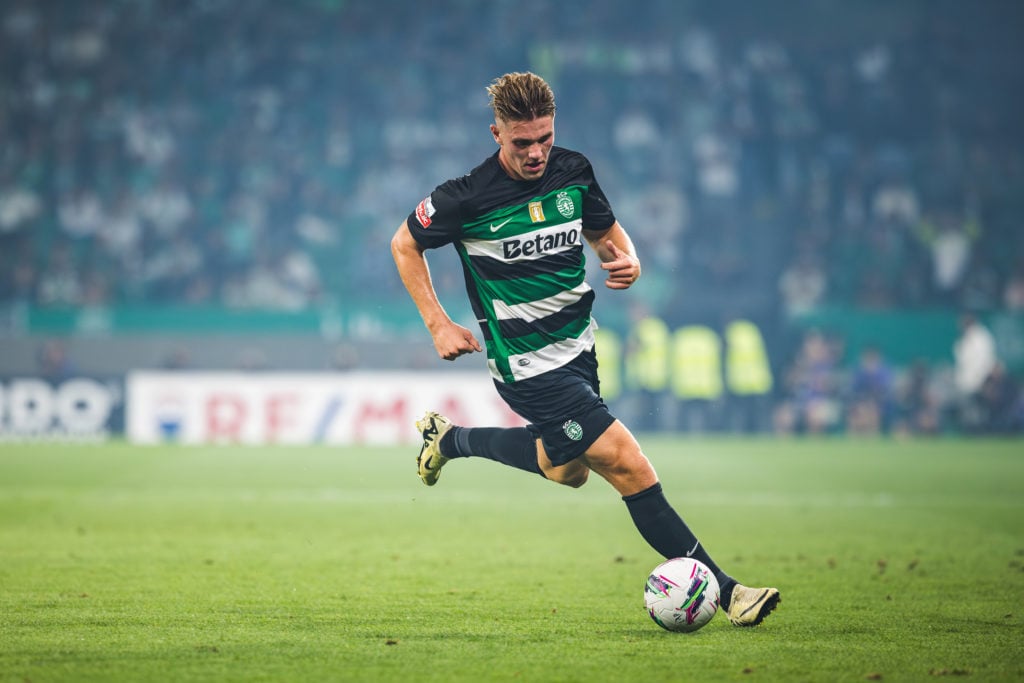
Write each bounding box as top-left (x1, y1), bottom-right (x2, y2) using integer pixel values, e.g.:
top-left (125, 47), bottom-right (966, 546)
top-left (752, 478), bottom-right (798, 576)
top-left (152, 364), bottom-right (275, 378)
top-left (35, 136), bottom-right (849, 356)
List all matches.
top-left (406, 186), bottom-right (462, 249)
top-left (580, 167), bottom-right (616, 233)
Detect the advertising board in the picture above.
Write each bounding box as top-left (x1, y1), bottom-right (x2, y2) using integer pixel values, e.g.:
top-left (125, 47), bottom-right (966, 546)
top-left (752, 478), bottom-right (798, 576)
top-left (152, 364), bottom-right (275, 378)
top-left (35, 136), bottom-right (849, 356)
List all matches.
top-left (127, 371), bottom-right (525, 445)
top-left (0, 377), bottom-right (122, 440)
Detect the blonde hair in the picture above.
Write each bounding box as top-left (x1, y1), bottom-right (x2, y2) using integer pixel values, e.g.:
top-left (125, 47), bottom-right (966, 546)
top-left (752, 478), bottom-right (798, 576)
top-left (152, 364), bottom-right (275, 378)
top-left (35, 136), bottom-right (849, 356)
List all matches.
top-left (486, 72), bottom-right (556, 122)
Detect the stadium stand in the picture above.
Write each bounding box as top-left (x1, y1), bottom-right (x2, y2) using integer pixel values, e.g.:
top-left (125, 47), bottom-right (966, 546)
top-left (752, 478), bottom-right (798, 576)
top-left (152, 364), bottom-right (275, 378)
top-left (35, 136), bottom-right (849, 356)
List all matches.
top-left (1, 0), bottom-right (1021, 433)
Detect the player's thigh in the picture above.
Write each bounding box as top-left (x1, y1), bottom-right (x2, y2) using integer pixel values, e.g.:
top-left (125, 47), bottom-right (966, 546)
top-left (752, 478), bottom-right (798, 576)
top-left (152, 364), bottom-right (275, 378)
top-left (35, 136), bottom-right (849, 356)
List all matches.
top-left (582, 420), bottom-right (658, 496)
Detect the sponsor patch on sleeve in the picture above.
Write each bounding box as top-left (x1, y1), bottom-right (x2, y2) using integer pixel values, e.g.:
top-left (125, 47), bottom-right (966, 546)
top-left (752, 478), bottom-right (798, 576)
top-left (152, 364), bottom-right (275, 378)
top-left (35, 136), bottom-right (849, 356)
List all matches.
top-left (415, 197), bottom-right (436, 227)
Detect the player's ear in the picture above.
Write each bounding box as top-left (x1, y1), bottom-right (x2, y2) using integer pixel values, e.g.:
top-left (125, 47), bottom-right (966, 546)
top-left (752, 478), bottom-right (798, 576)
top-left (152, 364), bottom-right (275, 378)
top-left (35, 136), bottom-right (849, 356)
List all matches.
top-left (490, 123), bottom-right (501, 145)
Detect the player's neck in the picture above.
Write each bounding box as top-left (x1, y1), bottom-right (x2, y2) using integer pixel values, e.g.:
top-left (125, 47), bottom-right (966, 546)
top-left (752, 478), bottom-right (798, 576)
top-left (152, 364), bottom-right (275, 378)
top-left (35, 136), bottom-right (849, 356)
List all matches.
top-left (496, 151), bottom-right (518, 180)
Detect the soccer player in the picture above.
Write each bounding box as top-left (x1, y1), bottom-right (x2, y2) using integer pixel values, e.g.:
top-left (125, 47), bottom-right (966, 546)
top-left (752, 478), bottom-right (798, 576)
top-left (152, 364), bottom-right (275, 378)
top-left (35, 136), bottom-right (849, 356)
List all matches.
top-left (390, 72), bottom-right (779, 626)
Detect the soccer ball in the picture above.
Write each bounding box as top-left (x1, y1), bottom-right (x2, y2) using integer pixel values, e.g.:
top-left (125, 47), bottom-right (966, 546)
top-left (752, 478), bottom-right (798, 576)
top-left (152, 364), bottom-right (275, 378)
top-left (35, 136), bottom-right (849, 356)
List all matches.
top-left (644, 557), bottom-right (720, 632)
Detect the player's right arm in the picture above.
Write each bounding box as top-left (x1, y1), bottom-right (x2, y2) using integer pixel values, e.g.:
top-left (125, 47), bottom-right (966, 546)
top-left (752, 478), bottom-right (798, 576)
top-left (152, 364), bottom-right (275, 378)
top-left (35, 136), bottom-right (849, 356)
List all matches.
top-left (391, 221), bottom-right (482, 361)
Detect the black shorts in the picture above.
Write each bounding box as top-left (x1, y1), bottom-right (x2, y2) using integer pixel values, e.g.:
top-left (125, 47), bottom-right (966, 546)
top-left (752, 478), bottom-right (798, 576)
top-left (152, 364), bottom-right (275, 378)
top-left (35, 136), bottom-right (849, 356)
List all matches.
top-left (494, 349), bottom-right (617, 466)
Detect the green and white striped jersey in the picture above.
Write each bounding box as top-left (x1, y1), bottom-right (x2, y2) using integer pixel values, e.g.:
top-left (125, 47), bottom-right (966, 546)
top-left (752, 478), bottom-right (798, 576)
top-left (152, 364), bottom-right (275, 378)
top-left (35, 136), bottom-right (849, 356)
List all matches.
top-left (407, 147), bottom-right (617, 383)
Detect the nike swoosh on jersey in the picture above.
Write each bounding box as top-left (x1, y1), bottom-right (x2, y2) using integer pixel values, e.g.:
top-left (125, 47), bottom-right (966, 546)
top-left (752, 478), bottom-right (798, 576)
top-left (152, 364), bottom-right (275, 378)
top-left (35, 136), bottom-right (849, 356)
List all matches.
top-left (489, 218), bottom-right (514, 232)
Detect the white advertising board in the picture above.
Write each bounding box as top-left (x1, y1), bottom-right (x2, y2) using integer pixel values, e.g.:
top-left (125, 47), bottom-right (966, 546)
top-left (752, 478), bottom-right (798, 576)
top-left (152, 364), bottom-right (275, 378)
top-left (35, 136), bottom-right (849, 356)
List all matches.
top-left (126, 371), bottom-right (525, 445)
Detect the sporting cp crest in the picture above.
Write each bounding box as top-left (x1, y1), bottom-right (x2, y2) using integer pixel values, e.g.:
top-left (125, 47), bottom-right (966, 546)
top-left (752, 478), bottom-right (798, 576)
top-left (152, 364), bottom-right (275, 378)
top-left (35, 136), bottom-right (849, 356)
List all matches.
top-left (556, 191), bottom-right (575, 219)
top-left (562, 419), bottom-right (583, 441)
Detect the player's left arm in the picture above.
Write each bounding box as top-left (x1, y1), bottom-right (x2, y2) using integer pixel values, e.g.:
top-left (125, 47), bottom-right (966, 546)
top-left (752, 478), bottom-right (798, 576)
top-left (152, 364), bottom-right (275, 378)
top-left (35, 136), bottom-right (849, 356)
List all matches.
top-left (583, 221), bottom-right (641, 290)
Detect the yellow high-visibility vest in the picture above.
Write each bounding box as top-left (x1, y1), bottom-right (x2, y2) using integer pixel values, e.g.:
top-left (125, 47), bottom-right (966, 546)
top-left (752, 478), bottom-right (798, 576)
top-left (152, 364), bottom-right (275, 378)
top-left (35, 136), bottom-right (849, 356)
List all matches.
top-left (725, 320), bottom-right (773, 395)
top-left (593, 326), bottom-right (623, 401)
top-left (625, 317), bottom-right (670, 392)
top-left (671, 325), bottom-right (723, 400)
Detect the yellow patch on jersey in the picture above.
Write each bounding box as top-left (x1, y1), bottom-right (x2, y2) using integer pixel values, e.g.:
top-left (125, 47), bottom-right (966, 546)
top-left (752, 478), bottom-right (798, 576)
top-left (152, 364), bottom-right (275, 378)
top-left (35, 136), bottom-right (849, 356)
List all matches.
top-left (528, 201), bottom-right (546, 223)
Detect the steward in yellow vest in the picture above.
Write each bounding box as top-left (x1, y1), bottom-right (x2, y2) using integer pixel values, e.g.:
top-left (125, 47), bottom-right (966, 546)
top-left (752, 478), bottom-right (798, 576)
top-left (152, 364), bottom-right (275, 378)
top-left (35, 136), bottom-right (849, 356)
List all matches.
top-left (724, 320), bottom-right (773, 396)
top-left (593, 326), bottom-right (623, 402)
top-left (624, 315), bottom-right (671, 431)
top-left (671, 325), bottom-right (723, 401)
top-left (723, 319), bottom-right (774, 433)
top-left (670, 325), bottom-right (723, 432)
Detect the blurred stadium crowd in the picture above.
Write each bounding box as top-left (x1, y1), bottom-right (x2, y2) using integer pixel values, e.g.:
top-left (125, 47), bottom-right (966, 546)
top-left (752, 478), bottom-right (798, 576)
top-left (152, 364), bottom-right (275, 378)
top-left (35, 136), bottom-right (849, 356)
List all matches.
top-left (1, 0), bottom-right (1021, 434)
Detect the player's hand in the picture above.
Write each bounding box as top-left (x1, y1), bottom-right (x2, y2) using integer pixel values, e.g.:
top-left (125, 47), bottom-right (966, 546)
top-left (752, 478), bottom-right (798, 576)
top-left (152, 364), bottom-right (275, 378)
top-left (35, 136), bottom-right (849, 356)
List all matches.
top-left (600, 240), bottom-right (641, 290)
top-left (431, 321), bottom-right (483, 361)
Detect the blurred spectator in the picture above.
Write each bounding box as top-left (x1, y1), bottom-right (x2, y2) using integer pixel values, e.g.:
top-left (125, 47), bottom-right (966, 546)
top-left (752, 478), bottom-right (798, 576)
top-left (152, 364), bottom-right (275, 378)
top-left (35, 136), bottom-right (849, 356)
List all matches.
top-left (914, 209), bottom-right (981, 306)
top-left (692, 126), bottom-right (741, 221)
top-left (37, 339), bottom-right (76, 383)
top-left (99, 191), bottom-right (143, 271)
top-left (977, 362), bottom-right (1023, 434)
top-left (952, 312), bottom-right (998, 433)
top-left (773, 330), bottom-right (843, 434)
top-left (1002, 262), bottom-right (1024, 311)
top-left (57, 186), bottom-right (105, 240)
top-left (277, 247), bottom-right (322, 309)
top-left (974, 362), bottom-right (1024, 432)
top-left (0, 175), bottom-right (41, 236)
top-left (36, 241), bottom-right (83, 307)
top-left (137, 174), bottom-right (193, 240)
top-left (143, 232), bottom-right (204, 302)
top-left (871, 175), bottom-right (919, 228)
top-left (893, 360), bottom-right (942, 436)
top-left (845, 345), bottom-right (897, 435)
top-left (610, 105), bottom-right (659, 158)
top-left (778, 247), bottom-right (827, 318)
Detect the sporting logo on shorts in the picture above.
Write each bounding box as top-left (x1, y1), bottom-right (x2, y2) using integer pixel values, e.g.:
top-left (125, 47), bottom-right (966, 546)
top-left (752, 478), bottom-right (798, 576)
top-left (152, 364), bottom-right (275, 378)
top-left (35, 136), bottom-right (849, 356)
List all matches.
top-left (562, 420), bottom-right (583, 441)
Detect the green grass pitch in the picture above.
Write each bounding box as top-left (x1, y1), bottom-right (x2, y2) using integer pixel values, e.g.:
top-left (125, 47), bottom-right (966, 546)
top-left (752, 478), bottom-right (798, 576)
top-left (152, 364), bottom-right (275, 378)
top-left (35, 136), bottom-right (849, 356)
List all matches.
top-left (1, 438), bottom-right (1022, 682)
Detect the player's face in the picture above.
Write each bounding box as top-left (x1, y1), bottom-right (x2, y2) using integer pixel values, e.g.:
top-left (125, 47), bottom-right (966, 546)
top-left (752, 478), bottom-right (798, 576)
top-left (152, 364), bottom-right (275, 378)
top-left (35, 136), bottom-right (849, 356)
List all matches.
top-left (491, 115), bottom-right (555, 181)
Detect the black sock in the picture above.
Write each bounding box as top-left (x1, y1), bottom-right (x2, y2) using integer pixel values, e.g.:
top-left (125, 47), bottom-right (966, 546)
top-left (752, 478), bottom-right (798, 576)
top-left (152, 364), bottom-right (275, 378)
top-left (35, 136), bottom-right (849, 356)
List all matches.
top-left (440, 426), bottom-right (544, 477)
top-left (623, 482), bottom-right (736, 607)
